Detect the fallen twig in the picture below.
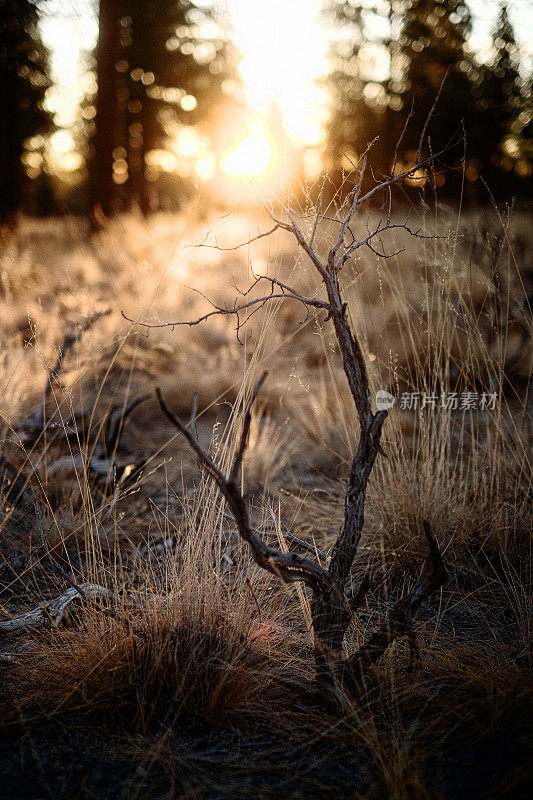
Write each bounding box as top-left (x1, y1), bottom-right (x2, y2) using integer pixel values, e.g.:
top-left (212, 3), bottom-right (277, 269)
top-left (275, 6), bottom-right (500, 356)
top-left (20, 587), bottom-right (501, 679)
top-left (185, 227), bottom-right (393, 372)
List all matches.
top-left (0, 584), bottom-right (113, 633)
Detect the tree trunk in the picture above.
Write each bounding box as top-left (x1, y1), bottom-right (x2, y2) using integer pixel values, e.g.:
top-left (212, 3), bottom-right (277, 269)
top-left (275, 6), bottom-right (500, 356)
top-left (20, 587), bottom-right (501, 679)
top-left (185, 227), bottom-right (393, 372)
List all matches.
top-left (0, 68), bottom-right (21, 222)
top-left (90, 0), bottom-right (119, 218)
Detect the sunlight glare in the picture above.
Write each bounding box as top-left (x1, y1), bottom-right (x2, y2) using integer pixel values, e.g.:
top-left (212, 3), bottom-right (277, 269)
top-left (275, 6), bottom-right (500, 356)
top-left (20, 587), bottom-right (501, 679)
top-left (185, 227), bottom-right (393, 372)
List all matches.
top-left (40, 14), bottom-right (97, 128)
top-left (229, 0), bottom-right (328, 145)
top-left (50, 129), bottom-right (75, 154)
top-left (222, 121), bottom-right (273, 180)
top-left (196, 154), bottom-right (216, 180)
top-left (180, 94), bottom-right (197, 111)
top-left (39, 1), bottom-right (533, 161)
top-left (174, 129), bottom-right (203, 157)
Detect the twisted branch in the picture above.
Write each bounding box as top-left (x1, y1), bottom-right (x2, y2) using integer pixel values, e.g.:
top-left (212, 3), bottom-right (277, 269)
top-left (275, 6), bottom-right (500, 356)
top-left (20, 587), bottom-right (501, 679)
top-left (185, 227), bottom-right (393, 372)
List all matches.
top-left (156, 380), bottom-right (330, 594)
top-left (138, 130), bottom-right (450, 702)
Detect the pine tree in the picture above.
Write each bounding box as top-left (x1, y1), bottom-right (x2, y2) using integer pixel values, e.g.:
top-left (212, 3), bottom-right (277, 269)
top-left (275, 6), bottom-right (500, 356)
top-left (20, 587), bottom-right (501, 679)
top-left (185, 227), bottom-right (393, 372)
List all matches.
top-left (321, 1), bottom-right (396, 184)
top-left (395, 0), bottom-right (474, 190)
top-left (324, 0), bottom-right (530, 199)
top-left (515, 81), bottom-right (532, 187)
top-left (0, 0), bottom-right (51, 220)
top-left (472, 3), bottom-right (525, 196)
top-left (90, 0), bottom-right (120, 217)
top-left (321, 0), bottom-right (476, 195)
top-left (89, 0), bottom-right (237, 216)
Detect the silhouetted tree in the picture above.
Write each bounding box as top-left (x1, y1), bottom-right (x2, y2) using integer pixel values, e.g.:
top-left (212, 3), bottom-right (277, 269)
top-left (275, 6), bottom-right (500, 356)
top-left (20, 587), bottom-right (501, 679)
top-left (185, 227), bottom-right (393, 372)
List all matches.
top-left (90, 0), bottom-right (237, 216)
top-left (472, 4), bottom-right (527, 197)
top-left (516, 81), bottom-right (533, 186)
top-left (393, 0), bottom-right (474, 192)
top-left (322, 0), bottom-right (480, 197)
top-left (321, 1), bottom-right (396, 185)
top-left (0, 0), bottom-right (51, 220)
top-left (90, 0), bottom-right (120, 217)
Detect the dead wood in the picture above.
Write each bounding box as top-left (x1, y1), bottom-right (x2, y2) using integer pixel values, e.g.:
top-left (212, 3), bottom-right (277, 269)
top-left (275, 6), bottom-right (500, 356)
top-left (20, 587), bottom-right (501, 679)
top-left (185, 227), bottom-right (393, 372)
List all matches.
top-left (0, 455), bottom-right (121, 625)
top-left (157, 381), bottom-right (445, 705)
top-left (142, 135), bottom-right (449, 705)
top-left (13, 309), bottom-right (149, 492)
top-left (19, 308), bottom-right (111, 439)
top-left (0, 584), bottom-right (112, 633)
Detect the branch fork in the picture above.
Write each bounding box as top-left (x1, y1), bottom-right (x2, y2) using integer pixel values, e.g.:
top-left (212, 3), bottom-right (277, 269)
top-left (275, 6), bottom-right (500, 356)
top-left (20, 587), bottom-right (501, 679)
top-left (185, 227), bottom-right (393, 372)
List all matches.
top-left (148, 136), bottom-right (448, 704)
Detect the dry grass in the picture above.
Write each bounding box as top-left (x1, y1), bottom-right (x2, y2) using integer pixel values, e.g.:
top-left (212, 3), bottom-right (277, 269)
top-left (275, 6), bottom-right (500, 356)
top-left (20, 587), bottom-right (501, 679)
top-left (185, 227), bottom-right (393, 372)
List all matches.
top-left (0, 204), bottom-right (531, 798)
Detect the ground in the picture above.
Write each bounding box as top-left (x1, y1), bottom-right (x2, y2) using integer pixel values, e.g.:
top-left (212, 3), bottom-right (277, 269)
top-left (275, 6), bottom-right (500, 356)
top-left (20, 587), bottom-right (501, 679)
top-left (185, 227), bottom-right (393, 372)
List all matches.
top-left (0, 204), bottom-right (531, 799)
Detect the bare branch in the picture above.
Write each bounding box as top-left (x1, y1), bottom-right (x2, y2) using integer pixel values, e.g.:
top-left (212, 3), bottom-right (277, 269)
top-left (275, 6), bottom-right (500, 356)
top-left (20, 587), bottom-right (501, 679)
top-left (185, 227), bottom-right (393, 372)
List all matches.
top-left (101, 394), bottom-right (149, 456)
top-left (259, 523), bottom-right (330, 562)
top-left (21, 309), bottom-right (111, 434)
top-left (356, 141), bottom-right (452, 208)
top-left (142, 121), bottom-right (451, 702)
top-left (267, 206), bottom-right (329, 281)
top-left (329, 154), bottom-right (368, 271)
top-left (336, 219), bottom-right (436, 270)
top-left (329, 410), bottom-right (388, 589)
top-left (254, 274), bottom-right (329, 310)
top-left (46, 309), bottom-right (111, 397)
top-left (391, 99), bottom-right (415, 177)
top-left (0, 584), bottom-right (113, 633)
top-left (193, 223), bottom-right (283, 252)
top-left (122, 289), bottom-right (326, 332)
top-left (189, 391), bottom-right (199, 444)
top-left (156, 386), bottom-right (330, 593)
top-left (282, 528), bottom-right (330, 563)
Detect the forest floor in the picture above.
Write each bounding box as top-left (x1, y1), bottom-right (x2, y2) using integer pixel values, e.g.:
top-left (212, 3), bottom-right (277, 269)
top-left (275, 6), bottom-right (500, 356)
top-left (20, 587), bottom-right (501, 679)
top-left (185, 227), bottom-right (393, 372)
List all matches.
top-left (0, 204), bottom-right (531, 799)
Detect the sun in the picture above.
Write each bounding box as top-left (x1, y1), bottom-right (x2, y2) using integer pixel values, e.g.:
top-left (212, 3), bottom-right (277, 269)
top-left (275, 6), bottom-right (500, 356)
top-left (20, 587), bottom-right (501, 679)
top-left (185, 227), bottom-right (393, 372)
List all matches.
top-left (229, 0), bottom-right (328, 145)
top-left (222, 121), bottom-right (274, 181)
